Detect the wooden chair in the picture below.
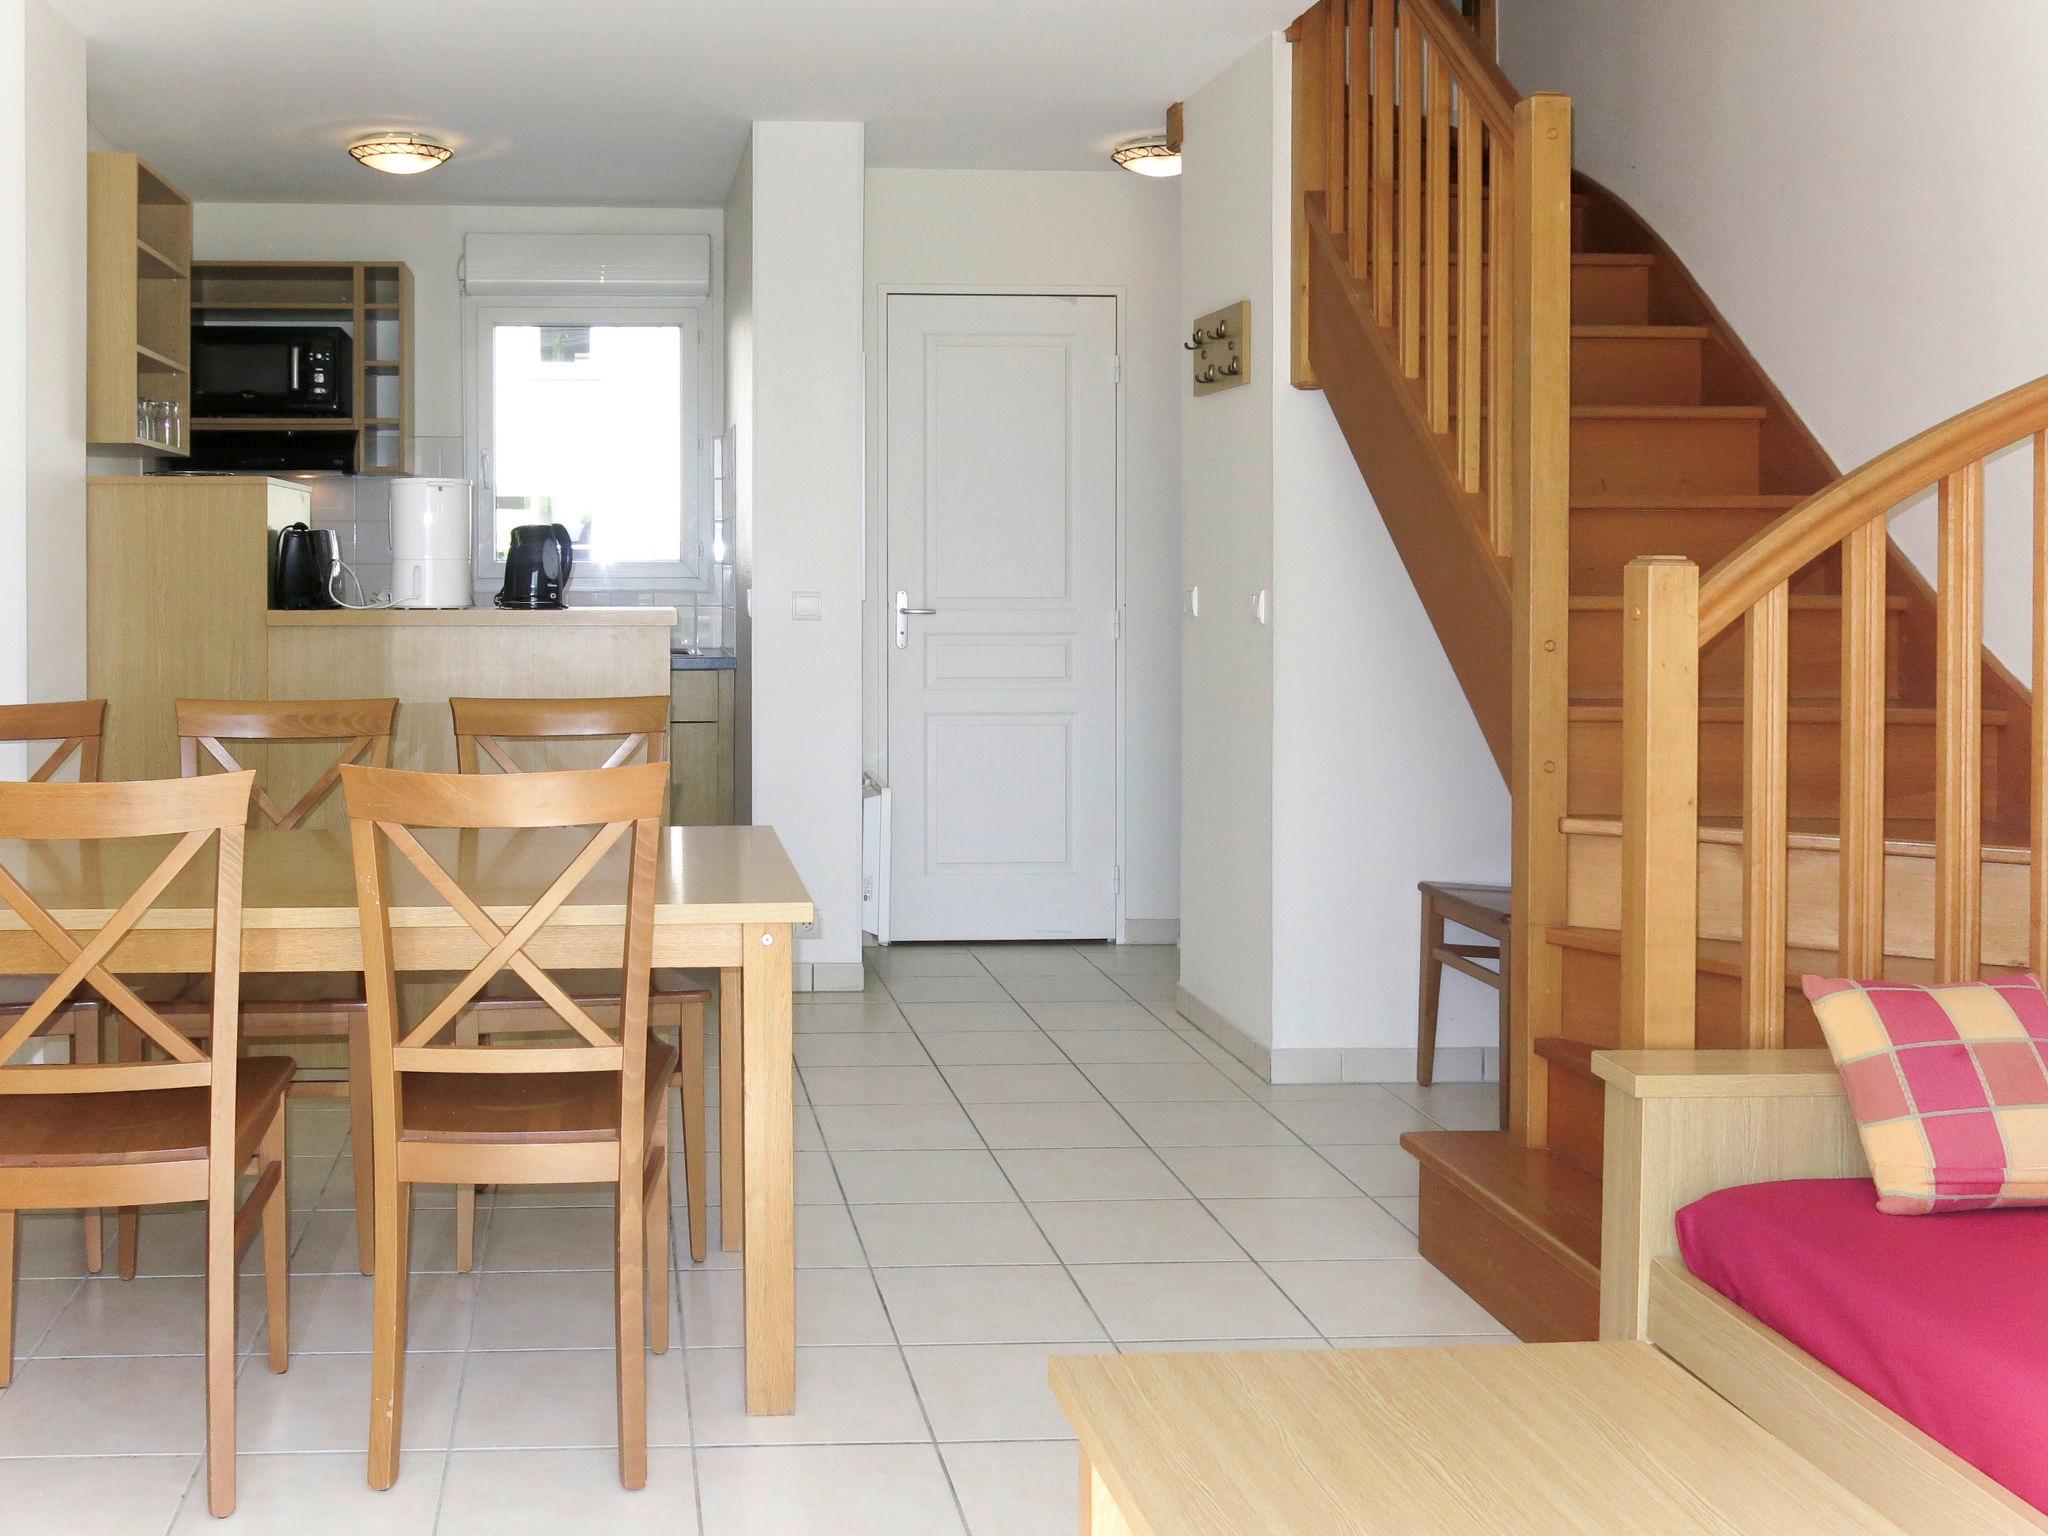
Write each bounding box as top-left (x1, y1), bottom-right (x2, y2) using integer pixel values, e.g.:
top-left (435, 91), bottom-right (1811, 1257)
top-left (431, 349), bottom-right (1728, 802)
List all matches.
top-left (0, 700), bottom-right (110, 1271)
top-left (1416, 880), bottom-right (1512, 1129)
top-left (448, 696), bottom-right (710, 1267)
top-left (141, 696), bottom-right (399, 1279)
top-left (340, 760), bottom-right (674, 1492)
top-left (0, 769), bottom-right (290, 1519)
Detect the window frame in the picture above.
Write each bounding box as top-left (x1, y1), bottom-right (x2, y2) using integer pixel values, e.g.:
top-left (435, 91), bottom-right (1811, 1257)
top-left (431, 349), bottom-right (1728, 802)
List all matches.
top-left (464, 295), bottom-right (711, 594)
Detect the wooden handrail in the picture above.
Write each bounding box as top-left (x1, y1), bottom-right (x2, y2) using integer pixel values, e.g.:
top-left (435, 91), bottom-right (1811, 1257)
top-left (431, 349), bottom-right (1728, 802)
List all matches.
top-left (1698, 372), bottom-right (2048, 643)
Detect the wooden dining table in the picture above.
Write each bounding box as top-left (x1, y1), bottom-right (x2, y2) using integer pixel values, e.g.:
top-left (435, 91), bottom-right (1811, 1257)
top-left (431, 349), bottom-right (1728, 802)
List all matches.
top-left (0, 820), bottom-right (814, 1415)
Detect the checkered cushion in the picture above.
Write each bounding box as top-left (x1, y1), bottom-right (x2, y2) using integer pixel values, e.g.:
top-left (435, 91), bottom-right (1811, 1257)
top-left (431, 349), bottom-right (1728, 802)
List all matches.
top-left (1803, 974), bottom-right (2048, 1215)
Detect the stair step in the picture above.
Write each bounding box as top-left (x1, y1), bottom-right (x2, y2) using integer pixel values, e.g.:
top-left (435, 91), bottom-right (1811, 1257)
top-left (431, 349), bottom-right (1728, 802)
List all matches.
top-left (1566, 703), bottom-right (2009, 820)
top-left (1568, 594), bottom-right (1906, 699)
top-left (1572, 325), bottom-right (1715, 407)
top-left (1534, 1036), bottom-right (1599, 1077)
top-left (1567, 494), bottom-right (1817, 593)
top-left (1533, 1037), bottom-right (1607, 1177)
top-left (1403, 1130), bottom-right (1601, 1342)
top-left (1571, 405), bottom-right (1770, 499)
top-left (1424, 252), bottom-right (1655, 325)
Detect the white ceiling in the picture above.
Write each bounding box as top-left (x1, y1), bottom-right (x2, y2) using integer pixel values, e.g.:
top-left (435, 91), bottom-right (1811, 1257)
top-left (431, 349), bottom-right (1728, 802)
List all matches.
top-left (55, 0), bottom-right (1301, 206)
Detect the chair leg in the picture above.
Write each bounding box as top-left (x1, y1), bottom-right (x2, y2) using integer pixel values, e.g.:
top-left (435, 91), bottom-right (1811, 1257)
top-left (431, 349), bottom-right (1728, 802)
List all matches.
top-left (72, 1008), bottom-right (104, 1275)
top-left (0, 1209), bottom-right (17, 1388)
top-left (679, 999), bottom-right (708, 1264)
top-left (115, 1018), bottom-right (141, 1279)
top-left (1416, 898), bottom-right (1445, 1087)
top-left (261, 1104), bottom-right (291, 1374)
top-left (205, 1168), bottom-right (238, 1517)
top-left (649, 1114), bottom-right (673, 1355)
top-left (368, 1169), bottom-right (409, 1490)
top-left (615, 1163), bottom-right (648, 1489)
top-left (346, 1014), bottom-right (376, 1278)
top-left (453, 1014), bottom-right (480, 1273)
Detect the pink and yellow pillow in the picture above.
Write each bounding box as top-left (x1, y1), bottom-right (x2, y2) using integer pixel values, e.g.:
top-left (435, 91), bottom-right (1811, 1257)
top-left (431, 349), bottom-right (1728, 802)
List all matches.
top-left (1802, 973), bottom-right (2048, 1215)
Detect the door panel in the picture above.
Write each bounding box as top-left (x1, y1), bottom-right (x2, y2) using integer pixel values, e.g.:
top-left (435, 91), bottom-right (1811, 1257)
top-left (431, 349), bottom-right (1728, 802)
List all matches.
top-left (885, 294), bottom-right (1119, 940)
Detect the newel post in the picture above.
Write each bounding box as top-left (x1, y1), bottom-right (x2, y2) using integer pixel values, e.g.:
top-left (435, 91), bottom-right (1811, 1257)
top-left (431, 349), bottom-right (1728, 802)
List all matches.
top-left (1620, 557), bottom-right (1700, 1051)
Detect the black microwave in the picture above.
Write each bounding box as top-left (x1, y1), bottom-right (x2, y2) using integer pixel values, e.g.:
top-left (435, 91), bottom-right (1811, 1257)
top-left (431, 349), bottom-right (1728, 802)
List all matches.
top-left (191, 325), bottom-right (351, 418)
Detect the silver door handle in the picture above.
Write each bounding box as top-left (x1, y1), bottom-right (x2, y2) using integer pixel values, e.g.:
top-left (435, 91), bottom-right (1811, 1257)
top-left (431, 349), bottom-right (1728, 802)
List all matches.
top-left (894, 590), bottom-right (938, 648)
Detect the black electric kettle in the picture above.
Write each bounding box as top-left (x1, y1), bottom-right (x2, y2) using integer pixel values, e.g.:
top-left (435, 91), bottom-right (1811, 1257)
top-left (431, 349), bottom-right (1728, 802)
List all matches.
top-left (271, 522), bottom-right (340, 610)
top-left (496, 523), bottom-right (574, 610)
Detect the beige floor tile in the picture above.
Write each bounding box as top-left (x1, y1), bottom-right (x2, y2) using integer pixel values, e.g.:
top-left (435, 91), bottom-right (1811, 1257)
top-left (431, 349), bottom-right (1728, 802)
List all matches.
top-left (0, 1354), bottom-right (206, 1453)
top-left (292, 1209), bottom-right (465, 1276)
top-left (1081, 945), bottom-right (1180, 977)
top-left (1080, 1063), bottom-right (1247, 1103)
top-left (995, 1148), bottom-right (1186, 1202)
top-left (867, 946), bottom-right (989, 979)
top-left (437, 1448), bottom-right (698, 1535)
top-left (965, 1102), bottom-right (1142, 1150)
top-left (996, 973), bottom-right (1129, 1003)
top-left (1110, 1101), bottom-right (1298, 1147)
top-left (678, 1268), bottom-right (892, 1348)
top-left (1047, 1030), bottom-right (1198, 1064)
top-left (259, 1271), bottom-right (475, 1355)
top-left (1204, 1197), bottom-right (1418, 1261)
top-left (918, 1031), bottom-right (1068, 1067)
top-left (1327, 1333), bottom-right (1516, 1350)
top-left (1153, 1145), bottom-right (1359, 1200)
top-left (885, 975), bottom-right (1012, 1005)
top-left (0, 1454), bottom-right (197, 1536)
top-left (481, 1206), bottom-right (624, 1272)
top-left (1378, 1196), bottom-right (1421, 1233)
top-left (941, 1064), bottom-right (1102, 1105)
top-left (471, 1269), bottom-right (634, 1351)
top-left (905, 1341), bottom-right (1112, 1441)
top-left (942, 1440), bottom-right (1079, 1536)
top-left (1027, 1200), bottom-right (1240, 1265)
top-left (35, 1275), bottom-right (265, 1358)
top-left (451, 1346), bottom-right (690, 1448)
top-left (793, 1001), bottom-right (911, 1034)
top-left (800, 1065), bottom-right (958, 1106)
top-left (234, 1349), bottom-right (462, 1452)
top-left (875, 1266), bottom-right (1106, 1346)
top-left (1314, 1142), bottom-right (1423, 1197)
top-left (112, 1207), bottom-right (274, 1279)
top-left (171, 1450), bottom-right (443, 1533)
top-left (900, 1001), bottom-right (1038, 1033)
top-left (1265, 1099), bottom-right (1437, 1145)
top-left (791, 1202), bottom-right (869, 1268)
top-left (1067, 1262), bottom-right (1316, 1343)
top-left (284, 1105), bottom-right (352, 1159)
top-left (970, 945), bottom-right (1100, 977)
top-left (1264, 1258), bottom-right (1512, 1338)
top-left (1019, 1002), bottom-right (1162, 1032)
top-left (695, 1443), bottom-right (965, 1535)
top-left (813, 1103), bottom-right (985, 1152)
top-left (12, 1211), bottom-right (98, 1278)
top-left (794, 1033), bottom-right (934, 1068)
top-left (833, 1149), bottom-right (1014, 1205)
top-left (6, 1276), bottom-right (79, 1356)
top-left (687, 1345), bottom-right (929, 1445)
top-left (852, 1203), bottom-right (1056, 1268)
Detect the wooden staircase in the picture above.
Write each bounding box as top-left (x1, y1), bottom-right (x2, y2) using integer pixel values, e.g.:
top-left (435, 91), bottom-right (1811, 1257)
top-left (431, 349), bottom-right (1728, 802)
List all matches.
top-left (1286, 0), bottom-right (2044, 1341)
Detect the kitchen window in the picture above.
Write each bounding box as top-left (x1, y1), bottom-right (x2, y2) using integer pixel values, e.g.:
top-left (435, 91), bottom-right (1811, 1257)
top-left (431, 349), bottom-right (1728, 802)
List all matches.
top-left (470, 301), bottom-right (707, 591)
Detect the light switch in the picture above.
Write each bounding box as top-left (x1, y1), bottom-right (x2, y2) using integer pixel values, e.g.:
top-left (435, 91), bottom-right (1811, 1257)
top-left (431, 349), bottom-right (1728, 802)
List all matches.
top-left (1185, 585), bottom-right (1201, 618)
top-left (792, 591), bottom-right (823, 621)
top-left (1251, 589), bottom-right (1268, 625)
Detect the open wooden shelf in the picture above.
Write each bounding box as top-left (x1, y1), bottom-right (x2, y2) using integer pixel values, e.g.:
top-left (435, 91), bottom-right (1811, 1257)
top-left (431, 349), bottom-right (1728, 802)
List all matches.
top-left (190, 417), bottom-right (360, 432)
top-left (136, 238), bottom-right (186, 280)
top-left (88, 152), bottom-right (191, 456)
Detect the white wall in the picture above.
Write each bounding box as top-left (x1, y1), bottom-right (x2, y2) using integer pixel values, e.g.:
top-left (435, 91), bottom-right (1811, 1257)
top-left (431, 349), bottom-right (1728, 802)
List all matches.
top-left (1177, 34), bottom-right (1510, 1080)
top-left (1505, 0), bottom-right (2048, 680)
top-left (863, 168), bottom-right (1183, 934)
top-left (0, 0), bottom-right (88, 772)
top-left (727, 123), bottom-right (867, 982)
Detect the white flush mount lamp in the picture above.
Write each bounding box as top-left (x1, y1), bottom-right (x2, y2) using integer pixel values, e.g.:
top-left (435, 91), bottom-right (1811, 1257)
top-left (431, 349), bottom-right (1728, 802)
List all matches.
top-left (348, 133), bottom-right (454, 175)
top-left (1113, 102), bottom-right (1183, 177)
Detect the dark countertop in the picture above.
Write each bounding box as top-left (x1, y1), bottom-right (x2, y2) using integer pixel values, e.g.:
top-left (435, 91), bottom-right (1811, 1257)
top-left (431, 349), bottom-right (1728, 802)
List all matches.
top-left (672, 648), bottom-right (737, 671)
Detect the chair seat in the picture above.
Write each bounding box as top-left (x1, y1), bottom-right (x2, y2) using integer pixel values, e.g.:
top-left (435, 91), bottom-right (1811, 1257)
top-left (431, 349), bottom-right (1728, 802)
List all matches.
top-left (0, 1054), bottom-right (295, 1168)
top-left (401, 1035), bottom-right (678, 1145)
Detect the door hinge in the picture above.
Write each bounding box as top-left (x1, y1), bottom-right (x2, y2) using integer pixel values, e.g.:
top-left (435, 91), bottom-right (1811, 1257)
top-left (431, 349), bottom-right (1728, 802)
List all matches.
top-left (1113, 865), bottom-right (1122, 895)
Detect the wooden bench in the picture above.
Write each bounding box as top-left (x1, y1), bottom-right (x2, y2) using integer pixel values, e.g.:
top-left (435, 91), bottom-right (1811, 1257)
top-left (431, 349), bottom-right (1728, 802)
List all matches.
top-left (1051, 1343), bottom-right (1909, 1534)
top-left (1417, 880), bottom-right (1510, 1126)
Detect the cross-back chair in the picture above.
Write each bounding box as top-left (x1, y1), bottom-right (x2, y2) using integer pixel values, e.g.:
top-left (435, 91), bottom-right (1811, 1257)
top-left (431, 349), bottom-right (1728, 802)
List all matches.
top-left (447, 695), bottom-right (709, 1267)
top-left (0, 700), bottom-right (111, 1270)
top-left (139, 696), bottom-right (401, 1279)
top-left (340, 759), bottom-right (673, 1493)
top-left (0, 769), bottom-right (290, 1519)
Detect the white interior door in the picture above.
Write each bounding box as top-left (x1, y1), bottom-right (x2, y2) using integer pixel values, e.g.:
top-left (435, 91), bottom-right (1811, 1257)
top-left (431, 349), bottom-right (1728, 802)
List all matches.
top-left (885, 293), bottom-right (1119, 941)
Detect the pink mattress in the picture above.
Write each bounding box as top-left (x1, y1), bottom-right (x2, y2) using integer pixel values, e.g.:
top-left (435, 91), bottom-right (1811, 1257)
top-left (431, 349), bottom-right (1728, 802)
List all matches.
top-left (1678, 1178), bottom-right (2048, 1512)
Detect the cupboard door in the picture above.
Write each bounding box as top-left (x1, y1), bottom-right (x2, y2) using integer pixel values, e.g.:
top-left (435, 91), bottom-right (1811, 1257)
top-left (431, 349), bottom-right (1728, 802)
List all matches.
top-left (669, 722), bottom-right (725, 825)
top-left (670, 672), bottom-right (718, 722)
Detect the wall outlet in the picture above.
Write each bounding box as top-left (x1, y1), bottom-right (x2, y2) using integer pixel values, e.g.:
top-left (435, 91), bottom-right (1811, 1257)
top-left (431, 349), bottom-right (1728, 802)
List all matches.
top-left (797, 917), bottom-right (819, 938)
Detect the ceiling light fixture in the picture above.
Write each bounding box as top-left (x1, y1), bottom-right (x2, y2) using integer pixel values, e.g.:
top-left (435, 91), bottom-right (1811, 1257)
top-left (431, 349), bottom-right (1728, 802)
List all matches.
top-left (348, 133), bottom-right (453, 176)
top-left (1113, 102), bottom-right (1183, 178)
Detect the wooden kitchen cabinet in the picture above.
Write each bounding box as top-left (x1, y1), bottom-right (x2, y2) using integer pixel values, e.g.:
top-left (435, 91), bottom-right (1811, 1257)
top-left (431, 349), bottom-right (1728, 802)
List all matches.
top-left (669, 668), bottom-right (736, 825)
top-left (87, 153), bottom-right (192, 455)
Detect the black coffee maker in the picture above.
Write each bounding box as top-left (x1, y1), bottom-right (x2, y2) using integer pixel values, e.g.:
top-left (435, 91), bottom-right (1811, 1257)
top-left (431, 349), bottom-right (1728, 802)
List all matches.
top-left (496, 524), bottom-right (574, 609)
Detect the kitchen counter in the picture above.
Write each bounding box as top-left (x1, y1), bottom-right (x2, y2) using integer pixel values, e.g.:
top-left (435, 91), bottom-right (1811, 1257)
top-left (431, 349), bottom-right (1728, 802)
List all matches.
top-left (269, 605), bottom-right (678, 627)
top-left (672, 649), bottom-right (737, 671)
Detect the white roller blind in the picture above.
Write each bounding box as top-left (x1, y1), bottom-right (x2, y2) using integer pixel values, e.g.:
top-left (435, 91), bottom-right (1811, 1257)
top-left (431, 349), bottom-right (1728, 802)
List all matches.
top-left (461, 232), bottom-right (711, 298)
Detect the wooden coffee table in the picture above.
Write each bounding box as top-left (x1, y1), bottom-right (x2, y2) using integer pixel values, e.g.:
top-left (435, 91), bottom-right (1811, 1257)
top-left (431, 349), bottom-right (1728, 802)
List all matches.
top-left (1050, 1342), bottom-right (1905, 1534)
